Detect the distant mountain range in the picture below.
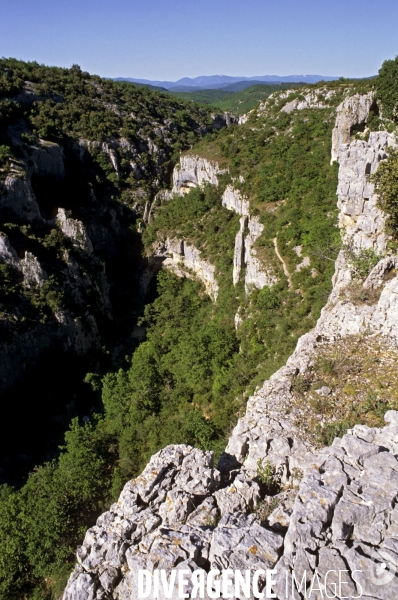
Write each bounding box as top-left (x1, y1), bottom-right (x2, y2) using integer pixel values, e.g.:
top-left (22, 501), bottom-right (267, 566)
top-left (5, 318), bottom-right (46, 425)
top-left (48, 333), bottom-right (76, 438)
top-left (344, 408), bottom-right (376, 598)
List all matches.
top-left (114, 73), bottom-right (340, 92)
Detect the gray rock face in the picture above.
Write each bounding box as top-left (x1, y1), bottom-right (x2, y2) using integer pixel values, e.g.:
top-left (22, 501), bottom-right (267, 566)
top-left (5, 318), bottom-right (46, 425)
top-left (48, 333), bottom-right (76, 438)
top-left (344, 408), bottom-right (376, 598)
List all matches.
top-left (172, 155), bottom-right (227, 196)
top-left (273, 418), bottom-right (398, 599)
top-left (337, 131), bottom-right (396, 253)
top-left (244, 216), bottom-right (277, 293)
top-left (331, 92), bottom-right (376, 163)
top-left (222, 184), bottom-right (250, 216)
top-left (233, 216), bottom-right (247, 285)
top-left (63, 415), bottom-right (398, 600)
top-left (152, 237), bottom-right (219, 301)
top-left (211, 112), bottom-right (238, 130)
top-left (2, 174), bottom-right (42, 221)
top-left (0, 230), bottom-right (47, 288)
top-left (1, 139), bottom-right (65, 221)
top-left (222, 186), bottom-right (277, 292)
top-left (29, 140), bottom-right (66, 179)
top-left (56, 208), bottom-right (94, 255)
top-left (281, 88), bottom-right (337, 114)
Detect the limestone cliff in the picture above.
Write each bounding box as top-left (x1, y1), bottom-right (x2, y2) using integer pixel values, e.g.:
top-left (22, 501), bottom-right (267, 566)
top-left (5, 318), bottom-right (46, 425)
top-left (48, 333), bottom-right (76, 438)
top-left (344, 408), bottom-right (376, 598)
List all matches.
top-left (256, 86), bottom-right (337, 116)
top-left (172, 155), bottom-right (227, 196)
top-left (222, 185), bottom-right (277, 292)
top-left (63, 96), bottom-right (398, 599)
top-left (331, 92), bottom-right (377, 163)
top-left (0, 136), bottom-right (126, 394)
top-left (153, 238), bottom-right (219, 301)
top-left (168, 156), bottom-right (277, 293)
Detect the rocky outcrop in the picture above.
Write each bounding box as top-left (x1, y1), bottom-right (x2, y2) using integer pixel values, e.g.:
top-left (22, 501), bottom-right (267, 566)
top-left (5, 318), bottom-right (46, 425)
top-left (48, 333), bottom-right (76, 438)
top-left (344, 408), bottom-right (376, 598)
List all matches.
top-left (2, 172), bottom-right (42, 221)
top-left (28, 140), bottom-right (65, 179)
top-left (222, 184), bottom-right (249, 216)
top-left (272, 411), bottom-right (398, 599)
top-left (80, 139), bottom-right (121, 176)
top-left (331, 92), bottom-right (376, 163)
top-left (56, 209), bottom-right (94, 255)
top-left (63, 444), bottom-right (286, 600)
top-left (0, 231), bottom-right (47, 287)
top-left (211, 112), bottom-right (238, 130)
top-left (244, 217), bottom-right (277, 292)
top-left (63, 412), bottom-right (398, 599)
top-left (256, 87), bottom-right (336, 117)
top-left (337, 131), bottom-right (396, 253)
top-left (169, 165), bottom-right (276, 292)
top-left (281, 88), bottom-right (337, 113)
top-left (64, 96), bottom-right (398, 599)
top-left (153, 238), bottom-right (219, 301)
top-left (1, 134), bottom-right (65, 222)
top-left (172, 155), bottom-right (227, 196)
top-left (222, 186), bottom-right (277, 292)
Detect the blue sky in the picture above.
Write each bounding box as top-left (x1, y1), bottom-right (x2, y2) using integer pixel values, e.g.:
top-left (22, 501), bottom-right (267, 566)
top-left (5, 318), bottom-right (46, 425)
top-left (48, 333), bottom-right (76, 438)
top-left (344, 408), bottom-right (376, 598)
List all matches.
top-left (2, 0), bottom-right (398, 80)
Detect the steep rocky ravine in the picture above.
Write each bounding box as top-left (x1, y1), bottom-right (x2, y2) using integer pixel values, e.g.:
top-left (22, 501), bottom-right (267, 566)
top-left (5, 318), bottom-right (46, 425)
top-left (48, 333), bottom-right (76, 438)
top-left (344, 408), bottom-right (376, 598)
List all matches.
top-left (0, 60), bottom-right (232, 481)
top-left (63, 90), bottom-right (398, 598)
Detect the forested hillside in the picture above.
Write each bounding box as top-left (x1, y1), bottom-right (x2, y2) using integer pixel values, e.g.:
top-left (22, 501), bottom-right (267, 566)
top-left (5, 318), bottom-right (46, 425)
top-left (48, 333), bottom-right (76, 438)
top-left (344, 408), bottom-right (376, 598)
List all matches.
top-left (0, 56), bottom-right (387, 599)
top-left (167, 82), bottom-right (305, 115)
top-left (0, 57), bottom-right (227, 483)
top-left (0, 58), bottom-right (231, 598)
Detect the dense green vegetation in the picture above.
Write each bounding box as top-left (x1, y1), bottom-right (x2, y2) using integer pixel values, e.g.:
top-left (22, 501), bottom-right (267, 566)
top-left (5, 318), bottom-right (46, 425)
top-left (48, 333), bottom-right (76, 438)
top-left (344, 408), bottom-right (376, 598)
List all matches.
top-left (0, 56), bottom-right (384, 599)
top-left (145, 84), bottom-right (349, 395)
top-left (168, 82), bottom-right (305, 115)
top-left (0, 58), bottom-right (217, 195)
top-left (370, 56), bottom-right (398, 238)
top-left (376, 55), bottom-right (398, 124)
top-left (102, 271), bottom-right (237, 473)
top-left (371, 148), bottom-right (398, 238)
top-left (0, 417), bottom-right (116, 599)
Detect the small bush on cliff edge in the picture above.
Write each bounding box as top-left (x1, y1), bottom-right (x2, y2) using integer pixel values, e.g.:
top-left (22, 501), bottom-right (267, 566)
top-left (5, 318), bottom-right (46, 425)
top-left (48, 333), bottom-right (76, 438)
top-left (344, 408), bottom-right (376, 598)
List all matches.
top-left (377, 56), bottom-right (398, 124)
top-left (371, 148), bottom-right (398, 236)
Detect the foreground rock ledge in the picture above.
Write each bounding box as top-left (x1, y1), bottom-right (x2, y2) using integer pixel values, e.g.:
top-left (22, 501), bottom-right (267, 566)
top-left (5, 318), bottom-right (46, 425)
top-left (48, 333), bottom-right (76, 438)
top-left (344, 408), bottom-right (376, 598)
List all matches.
top-left (63, 411), bottom-right (398, 600)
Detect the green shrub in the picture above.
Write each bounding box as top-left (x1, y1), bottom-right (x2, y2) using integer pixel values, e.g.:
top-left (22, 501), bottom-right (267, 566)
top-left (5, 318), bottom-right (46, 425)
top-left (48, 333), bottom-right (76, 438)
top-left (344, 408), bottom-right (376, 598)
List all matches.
top-left (0, 417), bottom-right (117, 599)
top-left (377, 56), bottom-right (398, 123)
top-left (343, 244), bottom-right (379, 280)
top-left (256, 458), bottom-right (280, 494)
top-left (0, 144), bottom-right (10, 172)
top-left (371, 149), bottom-right (398, 235)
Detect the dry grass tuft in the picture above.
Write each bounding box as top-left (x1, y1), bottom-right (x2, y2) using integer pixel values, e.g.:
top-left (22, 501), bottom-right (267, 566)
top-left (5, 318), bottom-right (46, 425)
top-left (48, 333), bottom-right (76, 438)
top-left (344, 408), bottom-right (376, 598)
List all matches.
top-left (341, 282), bottom-right (382, 305)
top-left (291, 334), bottom-right (398, 447)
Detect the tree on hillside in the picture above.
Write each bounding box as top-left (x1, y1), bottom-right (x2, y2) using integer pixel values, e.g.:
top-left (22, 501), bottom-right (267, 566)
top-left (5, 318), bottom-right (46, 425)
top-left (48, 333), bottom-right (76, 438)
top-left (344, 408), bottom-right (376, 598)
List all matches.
top-left (377, 56), bottom-right (398, 123)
